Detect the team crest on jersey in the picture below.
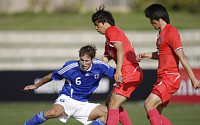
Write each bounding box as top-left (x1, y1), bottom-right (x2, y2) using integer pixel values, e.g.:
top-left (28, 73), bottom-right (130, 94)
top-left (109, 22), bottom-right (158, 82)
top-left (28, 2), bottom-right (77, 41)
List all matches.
top-left (94, 74), bottom-right (99, 79)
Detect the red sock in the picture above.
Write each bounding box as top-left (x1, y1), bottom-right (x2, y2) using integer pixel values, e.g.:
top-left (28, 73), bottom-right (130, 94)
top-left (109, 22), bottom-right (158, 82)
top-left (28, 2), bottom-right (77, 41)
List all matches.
top-left (119, 106), bottom-right (133, 125)
top-left (147, 109), bottom-right (162, 125)
top-left (107, 109), bottom-right (119, 125)
top-left (161, 115), bottom-right (172, 125)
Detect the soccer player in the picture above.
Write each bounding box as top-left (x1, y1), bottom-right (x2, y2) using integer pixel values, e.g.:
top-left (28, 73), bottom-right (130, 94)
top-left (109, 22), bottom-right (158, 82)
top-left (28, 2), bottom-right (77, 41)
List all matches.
top-left (23, 45), bottom-right (115, 125)
top-left (136, 4), bottom-right (200, 125)
top-left (92, 6), bottom-right (143, 125)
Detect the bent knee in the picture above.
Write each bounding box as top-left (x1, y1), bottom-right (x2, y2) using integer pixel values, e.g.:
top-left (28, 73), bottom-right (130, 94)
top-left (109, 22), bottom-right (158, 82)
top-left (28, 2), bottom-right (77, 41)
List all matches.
top-left (98, 105), bottom-right (108, 115)
top-left (144, 99), bottom-right (162, 111)
top-left (45, 110), bottom-right (62, 118)
top-left (97, 105), bottom-right (107, 123)
top-left (144, 99), bottom-right (150, 109)
top-left (144, 99), bottom-right (156, 110)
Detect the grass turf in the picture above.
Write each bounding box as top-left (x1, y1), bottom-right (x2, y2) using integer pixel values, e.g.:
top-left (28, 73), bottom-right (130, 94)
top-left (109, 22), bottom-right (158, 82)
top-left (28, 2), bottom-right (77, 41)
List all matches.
top-left (0, 11), bottom-right (200, 31)
top-left (0, 101), bottom-right (200, 125)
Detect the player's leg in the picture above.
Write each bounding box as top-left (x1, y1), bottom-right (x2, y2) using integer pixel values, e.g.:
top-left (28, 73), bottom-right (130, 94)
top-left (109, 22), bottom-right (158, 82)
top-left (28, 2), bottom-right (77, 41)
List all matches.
top-left (88, 105), bottom-right (107, 125)
top-left (147, 74), bottom-right (180, 125)
top-left (119, 106), bottom-right (133, 125)
top-left (118, 66), bottom-right (143, 125)
top-left (106, 66), bottom-right (142, 125)
top-left (107, 93), bottom-right (127, 125)
top-left (157, 104), bottom-right (172, 125)
top-left (44, 104), bottom-right (65, 119)
top-left (106, 82), bottom-right (140, 125)
top-left (24, 104), bottom-right (64, 125)
top-left (144, 93), bottom-right (163, 125)
top-left (23, 111), bottom-right (47, 125)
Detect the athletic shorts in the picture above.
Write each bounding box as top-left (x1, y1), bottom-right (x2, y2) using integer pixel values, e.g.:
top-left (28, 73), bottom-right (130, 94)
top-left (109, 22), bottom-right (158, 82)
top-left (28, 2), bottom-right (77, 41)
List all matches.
top-left (54, 94), bottom-right (100, 125)
top-left (152, 72), bottom-right (181, 107)
top-left (113, 65), bottom-right (143, 98)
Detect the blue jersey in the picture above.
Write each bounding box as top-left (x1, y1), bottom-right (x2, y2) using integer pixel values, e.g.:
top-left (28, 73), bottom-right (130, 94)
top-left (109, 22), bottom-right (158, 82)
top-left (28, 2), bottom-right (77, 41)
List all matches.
top-left (52, 58), bottom-right (115, 102)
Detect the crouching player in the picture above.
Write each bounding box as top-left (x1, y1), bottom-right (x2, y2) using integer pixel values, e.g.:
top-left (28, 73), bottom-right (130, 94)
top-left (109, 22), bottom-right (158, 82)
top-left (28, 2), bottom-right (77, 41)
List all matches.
top-left (23, 45), bottom-right (115, 125)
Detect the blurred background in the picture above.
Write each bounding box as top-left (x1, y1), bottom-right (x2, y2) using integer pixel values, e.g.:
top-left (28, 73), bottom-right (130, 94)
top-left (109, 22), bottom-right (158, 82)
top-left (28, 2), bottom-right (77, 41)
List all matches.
top-left (0, 0), bottom-right (200, 70)
top-left (0, 0), bottom-right (200, 124)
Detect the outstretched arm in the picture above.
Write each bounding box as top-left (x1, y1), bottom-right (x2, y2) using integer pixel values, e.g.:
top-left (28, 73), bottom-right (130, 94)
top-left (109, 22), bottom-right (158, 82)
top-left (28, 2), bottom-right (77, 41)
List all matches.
top-left (136, 51), bottom-right (158, 62)
top-left (24, 73), bottom-right (53, 92)
top-left (175, 49), bottom-right (200, 90)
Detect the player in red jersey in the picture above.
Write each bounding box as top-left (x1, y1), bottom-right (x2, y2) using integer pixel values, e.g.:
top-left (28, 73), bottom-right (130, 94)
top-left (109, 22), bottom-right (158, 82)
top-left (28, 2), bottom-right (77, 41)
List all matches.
top-left (137, 4), bottom-right (200, 125)
top-left (92, 6), bottom-right (143, 125)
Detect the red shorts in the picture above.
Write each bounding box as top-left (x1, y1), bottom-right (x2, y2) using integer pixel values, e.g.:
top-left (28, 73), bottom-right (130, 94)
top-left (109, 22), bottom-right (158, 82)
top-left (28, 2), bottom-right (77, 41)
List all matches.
top-left (113, 65), bottom-right (143, 98)
top-left (152, 73), bottom-right (181, 107)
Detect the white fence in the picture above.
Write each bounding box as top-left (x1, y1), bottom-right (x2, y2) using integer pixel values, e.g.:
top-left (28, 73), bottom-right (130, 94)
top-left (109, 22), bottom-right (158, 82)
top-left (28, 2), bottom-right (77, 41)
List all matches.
top-left (0, 30), bottom-right (199, 70)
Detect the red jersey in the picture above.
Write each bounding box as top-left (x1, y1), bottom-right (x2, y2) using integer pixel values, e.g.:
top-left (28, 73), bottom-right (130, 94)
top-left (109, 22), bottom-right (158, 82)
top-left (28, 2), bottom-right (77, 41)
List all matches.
top-left (156, 24), bottom-right (183, 76)
top-left (103, 26), bottom-right (138, 66)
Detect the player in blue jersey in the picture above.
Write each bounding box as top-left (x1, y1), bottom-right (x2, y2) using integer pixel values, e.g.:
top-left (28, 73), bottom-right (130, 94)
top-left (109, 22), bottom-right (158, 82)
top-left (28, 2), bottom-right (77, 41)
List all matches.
top-left (23, 45), bottom-right (115, 125)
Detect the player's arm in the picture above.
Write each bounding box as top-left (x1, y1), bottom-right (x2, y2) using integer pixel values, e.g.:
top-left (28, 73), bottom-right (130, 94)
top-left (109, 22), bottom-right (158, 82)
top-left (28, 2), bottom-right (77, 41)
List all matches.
top-left (136, 51), bottom-right (158, 62)
top-left (113, 42), bottom-right (124, 83)
top-left (24, 73), bottom-right (53, 92)
top-left (175, 48), bottom-right (200, 90)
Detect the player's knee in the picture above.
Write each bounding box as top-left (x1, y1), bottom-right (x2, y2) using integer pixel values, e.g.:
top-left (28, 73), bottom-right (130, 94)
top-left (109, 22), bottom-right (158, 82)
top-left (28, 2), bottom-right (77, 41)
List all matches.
top-left (101, 105), bottom-right (108, 115)
top-left (144, 99), bottom-right (152, 110)
top-left (93, 105), bottom-right (107, 123)
top-left (99, 105), bottom-right (108, 117)
top-left (45, 110), bottom-right (61, 118)
top-left (108, 99), bottom-right (119, 109)
top-left (144, 99), bottom-right (162, 111)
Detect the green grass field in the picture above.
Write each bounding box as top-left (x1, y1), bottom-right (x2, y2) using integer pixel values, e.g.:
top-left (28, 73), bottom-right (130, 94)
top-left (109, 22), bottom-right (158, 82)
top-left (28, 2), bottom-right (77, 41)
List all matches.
top-left (0, 11), bottom-right (200, 31)
top-left (0, 101), bottom-right (200, 125)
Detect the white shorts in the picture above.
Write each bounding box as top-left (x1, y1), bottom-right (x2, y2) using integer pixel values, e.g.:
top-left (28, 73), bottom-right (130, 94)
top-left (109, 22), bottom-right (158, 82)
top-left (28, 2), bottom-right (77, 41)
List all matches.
top-left (54, 94), bottom-right (100, 125)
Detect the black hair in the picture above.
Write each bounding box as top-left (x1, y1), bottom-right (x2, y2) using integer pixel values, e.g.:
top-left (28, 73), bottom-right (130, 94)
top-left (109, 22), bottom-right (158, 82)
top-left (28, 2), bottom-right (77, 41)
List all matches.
top-left (92, 5), bottom-right (115, 26)
top-left (79, 44), bottom-right (97, 59)
top-left (144, 4), bottom-right (170, 24)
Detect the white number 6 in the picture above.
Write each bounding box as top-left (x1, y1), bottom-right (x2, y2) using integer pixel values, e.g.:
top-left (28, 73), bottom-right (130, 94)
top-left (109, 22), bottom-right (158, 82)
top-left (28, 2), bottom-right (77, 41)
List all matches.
top-left (76, 77), bottom-right (81, 85)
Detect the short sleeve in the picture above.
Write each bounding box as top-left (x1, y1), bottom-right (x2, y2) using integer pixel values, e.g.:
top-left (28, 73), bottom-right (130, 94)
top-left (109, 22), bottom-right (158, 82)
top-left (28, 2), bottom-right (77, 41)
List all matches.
top-left (51, 69), bottom-right (63, 80)
top-left (167, 31), bottom-right (183, 52)
top-left (51, 62), bottom-right (71, 80)
top-left (106, 27), bottom-right (121, 46)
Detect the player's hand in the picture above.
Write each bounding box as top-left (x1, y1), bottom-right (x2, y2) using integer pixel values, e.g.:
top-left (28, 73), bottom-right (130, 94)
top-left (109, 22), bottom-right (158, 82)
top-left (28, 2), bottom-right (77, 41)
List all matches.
top-left (113, 77), bottom-right (126, 87)
top-left (24, 85), bottom-right (37, 92)
top-left (191, 78), bottom-right (200, 90)
top-left (114, 71), bottom-right (123, 83)
top-left (136, 53), bottom-right (145, 62)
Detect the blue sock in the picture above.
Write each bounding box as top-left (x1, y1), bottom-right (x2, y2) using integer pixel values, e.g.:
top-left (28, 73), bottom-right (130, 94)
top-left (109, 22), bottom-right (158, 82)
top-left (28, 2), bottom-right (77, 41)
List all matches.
top-left (24, 111), bottom-right (47, 125)
top-left (92, 118), bottom-right (105, 125)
